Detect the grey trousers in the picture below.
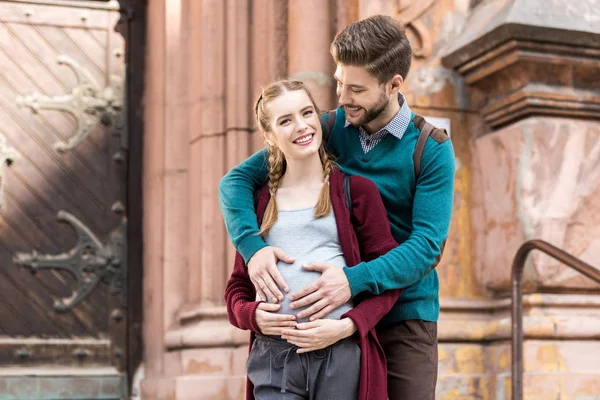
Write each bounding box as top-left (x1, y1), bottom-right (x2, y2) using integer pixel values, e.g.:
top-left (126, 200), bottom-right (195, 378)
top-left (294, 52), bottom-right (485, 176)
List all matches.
top-left (247, 335), bottom-right (361, 400)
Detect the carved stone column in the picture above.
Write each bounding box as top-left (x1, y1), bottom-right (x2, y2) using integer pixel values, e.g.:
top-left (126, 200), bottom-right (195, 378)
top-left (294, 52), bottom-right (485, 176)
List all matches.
top-left (148, 1), bottom-right (255, 399)
top-left (249, 0), bottom-right (288, 151)
top-left (141, 0), bottom-right (191, 398)
top-left (287, 0), bottom-right (335, 110)
top-left (442, 0), bottom-right (600, 398)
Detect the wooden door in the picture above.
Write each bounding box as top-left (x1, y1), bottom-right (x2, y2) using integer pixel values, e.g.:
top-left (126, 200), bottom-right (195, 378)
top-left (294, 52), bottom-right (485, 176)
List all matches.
top-left (0, 1), bottom-right (139, 398)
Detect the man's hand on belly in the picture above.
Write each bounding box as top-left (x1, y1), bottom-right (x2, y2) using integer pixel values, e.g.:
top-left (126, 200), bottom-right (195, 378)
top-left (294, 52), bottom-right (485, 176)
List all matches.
top-left (289, 262), bottom-right (351, 321)
top-left (248, 246), bottom-right (294, 303)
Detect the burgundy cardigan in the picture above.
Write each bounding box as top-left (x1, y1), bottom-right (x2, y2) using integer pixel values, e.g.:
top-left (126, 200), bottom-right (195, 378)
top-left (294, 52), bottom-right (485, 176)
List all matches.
top-left (224, 168), bottom-right (402, 400)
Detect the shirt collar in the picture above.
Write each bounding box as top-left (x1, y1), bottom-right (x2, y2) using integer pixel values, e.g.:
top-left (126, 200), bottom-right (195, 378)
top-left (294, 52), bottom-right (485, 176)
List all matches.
top-left (344, 93), bottom-right (411, 140)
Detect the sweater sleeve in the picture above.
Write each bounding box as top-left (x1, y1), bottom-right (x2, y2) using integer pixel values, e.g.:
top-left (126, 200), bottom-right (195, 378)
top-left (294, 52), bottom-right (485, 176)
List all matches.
top-left (341, 175), bottom-right (403, 337)
top-left (344, 139), bottom-right (455, 295)
top-left (224, 251), bottom-right (263, 334)
top-left (218, 149), bottom-right (269, 263)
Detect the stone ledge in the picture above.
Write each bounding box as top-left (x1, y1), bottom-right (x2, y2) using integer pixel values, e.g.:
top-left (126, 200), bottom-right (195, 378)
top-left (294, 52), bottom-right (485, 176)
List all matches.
top-left (177, 305), bottom-right (228, 325)
top-left (439, 294), bottom-right (600, 342)
top-left (442, 0), bottom-right (600, 129)
top-left (441, 293), bottom-right (600, 312)
top-left (165, 318), bottom-right (249, 350)
top-left (442, 0), bottom-right (600, 69)
top-left (141, 375), bottom-right (245, 400)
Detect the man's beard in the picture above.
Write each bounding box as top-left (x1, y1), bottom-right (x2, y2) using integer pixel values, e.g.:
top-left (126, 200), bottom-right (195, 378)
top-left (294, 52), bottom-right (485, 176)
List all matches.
top-left (346, 90), bottom-right (389, 127)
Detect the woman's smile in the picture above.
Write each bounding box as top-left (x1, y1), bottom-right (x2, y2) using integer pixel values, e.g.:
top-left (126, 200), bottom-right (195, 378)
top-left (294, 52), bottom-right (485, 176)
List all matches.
top-left (293, 133), bottom-right (315, 146)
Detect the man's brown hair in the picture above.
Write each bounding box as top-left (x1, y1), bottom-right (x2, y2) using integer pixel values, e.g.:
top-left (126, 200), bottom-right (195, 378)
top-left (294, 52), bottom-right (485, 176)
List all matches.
top-left (330, 15), bottom-right (412, 82)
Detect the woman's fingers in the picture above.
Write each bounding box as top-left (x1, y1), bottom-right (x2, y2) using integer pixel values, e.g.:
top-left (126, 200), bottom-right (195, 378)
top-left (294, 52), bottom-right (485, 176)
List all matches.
top-left (257, 302), bottom-right (281, 312)
top-left (257, 310), bottom-right (296, 322)
top-left (281, 327), bottom-right (316, 338)
top-left (269, 321), bottom-right (297, 328)
top-left (295, 320), bottom-right (321, 330)
top-left (261, 313), bottom-right (296, 322)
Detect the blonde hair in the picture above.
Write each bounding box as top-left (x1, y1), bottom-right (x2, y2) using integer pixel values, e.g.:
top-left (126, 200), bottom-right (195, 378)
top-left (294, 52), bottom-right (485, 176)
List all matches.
top-left (254, 80), bottom-right (334, 237)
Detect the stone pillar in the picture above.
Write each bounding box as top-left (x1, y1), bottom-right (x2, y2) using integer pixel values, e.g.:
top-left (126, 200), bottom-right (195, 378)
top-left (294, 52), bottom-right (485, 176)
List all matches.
top-left (249, 0), bottom-right (288, 151)
top-left (142, 0), bottom-right (289, 399)
top-left (442, 0), bottom-right (600, 398)
top-left (157, 1), bottom-right (252, 399)
top-left (141, 0), bottom-right (190, 398)
top-left (335, 0), bottom-right (359, 34)
top-left (287, 0), bottom-right (336, 110)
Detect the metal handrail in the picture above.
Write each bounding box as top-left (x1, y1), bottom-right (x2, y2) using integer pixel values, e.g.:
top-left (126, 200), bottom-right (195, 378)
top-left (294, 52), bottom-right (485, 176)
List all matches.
top-left (511, 239), bottom-right (600, 400)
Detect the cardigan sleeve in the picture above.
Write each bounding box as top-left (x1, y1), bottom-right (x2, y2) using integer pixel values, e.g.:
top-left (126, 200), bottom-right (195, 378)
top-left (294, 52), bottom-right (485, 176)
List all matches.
top-left (348, 175), bottom-right (400, 263)
top-left (341, 289), bottom-right (401, 338)
top-left (341, 175), bottom-right (403, 338)
top-left (224, 251), bottom-right (263, 334)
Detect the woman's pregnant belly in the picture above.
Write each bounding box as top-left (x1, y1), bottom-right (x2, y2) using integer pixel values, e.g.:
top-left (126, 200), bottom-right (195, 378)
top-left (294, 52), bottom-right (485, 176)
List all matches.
top-left (262, 260), bottom-right (354, 323)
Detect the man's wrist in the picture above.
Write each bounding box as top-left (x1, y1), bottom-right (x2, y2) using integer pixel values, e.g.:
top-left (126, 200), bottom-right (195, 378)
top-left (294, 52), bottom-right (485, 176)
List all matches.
top-left (343, 264), bottom-right (370, 296)
top-left (240, 237), bottom-right (269, 264)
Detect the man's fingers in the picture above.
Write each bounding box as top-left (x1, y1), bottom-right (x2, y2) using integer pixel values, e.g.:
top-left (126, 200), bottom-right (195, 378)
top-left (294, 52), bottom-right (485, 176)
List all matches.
top-left (308, 304), bottom-right (335, 321)
top-left (255, 287), bottom-right (267, 302)
top-left (301, 262), bottom-right (330, 273)
top-left (267, 266), bottom-right (289, 295)
top-left (289, 281), bottom-right (320, 302)
top-left (257, 278), bottom-right (279, 303)
top-left (289, 291), bottom-right (320, 310)
top-left (273, 248), bottom-right (295, 264)
top-left (296, 298), bottom-right (329, 320)
top-left (261, 273), bottom-right (284, 302)
top-left (257, 302), bottom-right (281, 312)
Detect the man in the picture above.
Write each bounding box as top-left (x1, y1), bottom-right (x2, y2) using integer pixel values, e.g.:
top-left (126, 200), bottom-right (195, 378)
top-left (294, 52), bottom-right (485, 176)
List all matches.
top-left (218, 15), bottom-right (454, 399)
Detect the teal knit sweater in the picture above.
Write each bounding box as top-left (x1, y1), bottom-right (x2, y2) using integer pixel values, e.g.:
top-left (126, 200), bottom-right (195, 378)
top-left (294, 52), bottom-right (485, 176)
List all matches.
top-left (218, 108), bottom-right (455, 325)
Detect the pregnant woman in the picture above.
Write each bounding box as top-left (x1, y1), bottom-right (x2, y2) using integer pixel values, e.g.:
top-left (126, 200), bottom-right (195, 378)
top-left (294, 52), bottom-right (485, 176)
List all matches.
top-left (224, 79), bottom-right (401, 400)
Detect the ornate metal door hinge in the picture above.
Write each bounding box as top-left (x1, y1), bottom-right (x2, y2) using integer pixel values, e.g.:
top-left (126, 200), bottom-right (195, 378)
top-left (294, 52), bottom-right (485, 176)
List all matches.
top-left (16, 53), bottom-right (125, 153)
top-left (13, 209), bottom-right (127, 311)
top-left (0, 134), bottom-right (18, 209)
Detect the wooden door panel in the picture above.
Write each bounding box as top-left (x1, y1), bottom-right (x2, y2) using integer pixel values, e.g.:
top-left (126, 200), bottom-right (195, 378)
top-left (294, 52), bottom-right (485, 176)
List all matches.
top-left (0, 1), bottom-right (128, 398)
top-left (0, 104), bottom-right (112, 222)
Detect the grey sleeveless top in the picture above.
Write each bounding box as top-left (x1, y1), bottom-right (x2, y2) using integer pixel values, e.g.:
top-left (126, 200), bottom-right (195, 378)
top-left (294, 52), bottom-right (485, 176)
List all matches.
top-left (262, 207), bottom-right (354, 323)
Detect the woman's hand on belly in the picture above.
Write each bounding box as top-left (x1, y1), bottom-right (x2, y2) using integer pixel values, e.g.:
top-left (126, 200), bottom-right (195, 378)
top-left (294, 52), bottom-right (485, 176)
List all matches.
top-left (281, 318), bottom-right (357, 353)
top-left (255, 303), bottom-right (297, 336)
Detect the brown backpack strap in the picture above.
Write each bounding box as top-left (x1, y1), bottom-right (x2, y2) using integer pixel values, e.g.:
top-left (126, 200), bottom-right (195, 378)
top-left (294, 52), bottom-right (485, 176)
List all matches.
top-left (322, 109), bottom-right (337, 141)
top-left (413, 121), bottom-right (434, 180)
top-left (411, 116), bottom-right (450, 272)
